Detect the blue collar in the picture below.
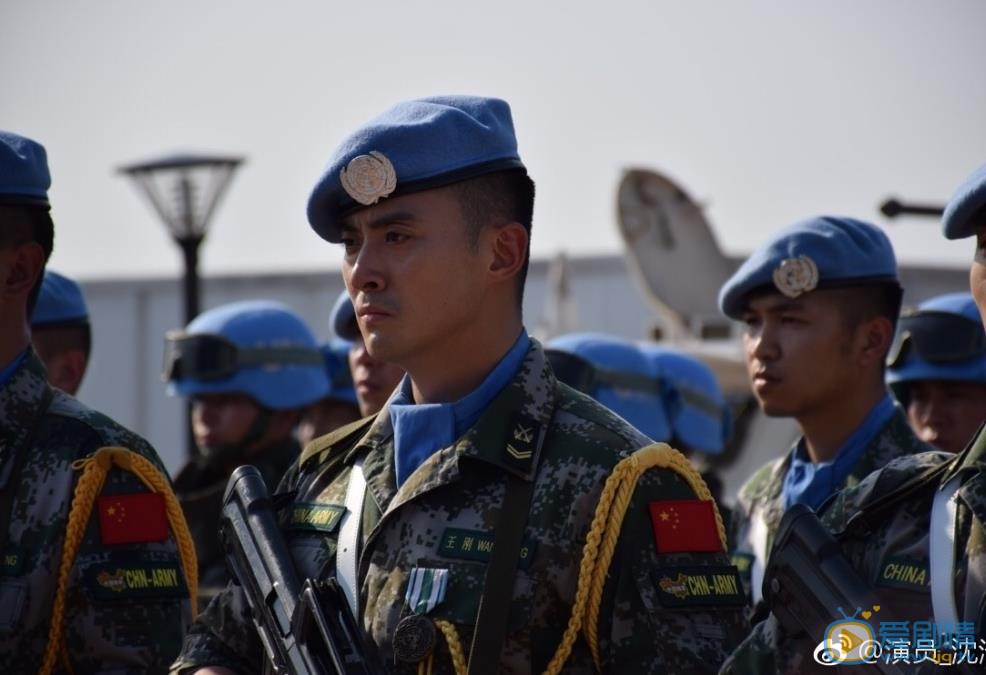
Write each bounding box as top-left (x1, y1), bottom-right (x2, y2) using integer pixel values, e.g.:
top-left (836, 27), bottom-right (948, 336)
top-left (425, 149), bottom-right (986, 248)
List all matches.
top-left (0, 350), bottom-right (29, 389)
top-left (782, 394), bottom-right (896, 510)
top-left (390, 329), bottom-right (530, 487)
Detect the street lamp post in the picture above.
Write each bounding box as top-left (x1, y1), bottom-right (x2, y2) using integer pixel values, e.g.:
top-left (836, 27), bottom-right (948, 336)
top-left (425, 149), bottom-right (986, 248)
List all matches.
top-left (880, 197), bottom-right (945, 220)
top-left (119, 153), bottom-right (244, 458)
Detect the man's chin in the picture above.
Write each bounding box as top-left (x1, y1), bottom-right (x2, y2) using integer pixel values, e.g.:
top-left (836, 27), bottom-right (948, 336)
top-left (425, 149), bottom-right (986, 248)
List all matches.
top-left (756, 397), bottom-right (796, 418)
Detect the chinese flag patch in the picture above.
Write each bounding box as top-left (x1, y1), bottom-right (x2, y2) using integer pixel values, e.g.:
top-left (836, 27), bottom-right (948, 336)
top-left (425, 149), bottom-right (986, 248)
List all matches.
top-left (97, 493), bottom-right (169, 545)
top-left (649, 499), bottom-right (722, 553)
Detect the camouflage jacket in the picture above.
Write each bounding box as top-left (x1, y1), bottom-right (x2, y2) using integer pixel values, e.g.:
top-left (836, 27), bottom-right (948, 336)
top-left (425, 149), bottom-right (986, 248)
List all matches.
top-left (172, 340), bottom-right (748, 674)
top-left (175, 436), bottom-right (300, 604)
top-left (728, 407), bottom-right (929, 609)
top-left (720, 435), bottom-right (986, 675)
top-left (0, 350), bottom-right (192, 673)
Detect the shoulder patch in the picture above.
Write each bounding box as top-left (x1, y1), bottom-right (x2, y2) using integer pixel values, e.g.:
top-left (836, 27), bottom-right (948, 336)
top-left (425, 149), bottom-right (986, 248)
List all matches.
top-left (98, 493), bottom-right (169, 545)
top-left (653, 565), bottom-right (746, 608)
top-left (287, 502), bottom-right (345, 533)
top-left (83, 552), bottom-right (187, 601)
top-left (876, 556), bottom-right (930, 592)
top-left (649, 500), bottom-right (723, 553)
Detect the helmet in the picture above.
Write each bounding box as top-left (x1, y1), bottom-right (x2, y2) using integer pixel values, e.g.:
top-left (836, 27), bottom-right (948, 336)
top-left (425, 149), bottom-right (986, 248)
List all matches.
top-left (320, 339), bottom-right (358, 406)
top-left (32, 270), bottom-right (89, 327)
top-left (635, 343), bottom-right (731, 455)
top-left (163, 300), bottom-right (330, 409)
top-left (545, 333), bottom-right (671, 441)
top-left (330, 290), bottom-right (361, 341)
top-left (886, 292), bottom-right (986, 400)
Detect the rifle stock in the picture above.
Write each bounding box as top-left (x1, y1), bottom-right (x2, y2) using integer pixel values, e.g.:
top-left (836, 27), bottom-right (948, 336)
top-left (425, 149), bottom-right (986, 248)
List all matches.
top-left (764, 503), bottom-right (905, 675)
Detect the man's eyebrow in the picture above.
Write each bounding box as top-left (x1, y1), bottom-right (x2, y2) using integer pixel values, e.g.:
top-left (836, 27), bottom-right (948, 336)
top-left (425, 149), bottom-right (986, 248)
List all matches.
top-left (341, 210), bottom-right (417, 232)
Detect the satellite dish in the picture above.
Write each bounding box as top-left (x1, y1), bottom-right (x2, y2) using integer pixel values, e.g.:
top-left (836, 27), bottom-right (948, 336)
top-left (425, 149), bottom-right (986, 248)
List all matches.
top-left (616, 168), bottom-right (735, 338)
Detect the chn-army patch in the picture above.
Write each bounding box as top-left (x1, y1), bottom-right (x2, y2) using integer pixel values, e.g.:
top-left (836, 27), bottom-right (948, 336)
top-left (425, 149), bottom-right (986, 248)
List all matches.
top-left (652, 565), bottom-right (745, 608)
top-left (83, 551), bottom-right (187, 602)
top-left (287, 502), bottom-right (346, 533)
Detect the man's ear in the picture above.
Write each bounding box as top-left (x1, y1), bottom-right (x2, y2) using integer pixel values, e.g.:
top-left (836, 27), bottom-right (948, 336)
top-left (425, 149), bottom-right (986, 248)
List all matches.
top-left (487, 222), bottom-right (528, 282)
top-left (4, 242), bottom-right (44, 299)
top-left (858, 316), bottom-right (895, 369)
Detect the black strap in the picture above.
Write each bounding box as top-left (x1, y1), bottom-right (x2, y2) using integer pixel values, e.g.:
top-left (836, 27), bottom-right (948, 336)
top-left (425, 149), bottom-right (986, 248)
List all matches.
top-left (0, 387), bottom-right (54, 559)
top-left (466, 472), bottom-right (537, 675)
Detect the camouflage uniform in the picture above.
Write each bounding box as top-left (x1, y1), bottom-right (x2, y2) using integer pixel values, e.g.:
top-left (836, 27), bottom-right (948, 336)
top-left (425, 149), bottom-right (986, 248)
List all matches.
top-left (172, 341), bottom-right (749, 674)
top-left (721, 434), bottom-right (986, 675)
top-left (729, 407), bottom-right (930, 608)
top-left (175, 437), bottom-right (300, 604)
top-left (0, 351), bottom-right (192, 672)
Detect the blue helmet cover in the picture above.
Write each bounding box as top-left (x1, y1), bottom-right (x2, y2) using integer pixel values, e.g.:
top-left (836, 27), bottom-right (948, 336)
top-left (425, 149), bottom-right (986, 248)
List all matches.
top-left (887, 292), bottom-right (986, 390)
top-left (546, 333), bottom-right (671, 442)
top-left (636, 343), bottom-right (731, 455)
top-left (168, 299), bottom-right (330, 409)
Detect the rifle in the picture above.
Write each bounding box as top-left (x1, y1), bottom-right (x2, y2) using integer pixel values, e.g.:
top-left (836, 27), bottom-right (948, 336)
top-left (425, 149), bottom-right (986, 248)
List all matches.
top-left (764, 503), bottom-right (905, 675)
top-left (219, 465), bottom-right (379, 675)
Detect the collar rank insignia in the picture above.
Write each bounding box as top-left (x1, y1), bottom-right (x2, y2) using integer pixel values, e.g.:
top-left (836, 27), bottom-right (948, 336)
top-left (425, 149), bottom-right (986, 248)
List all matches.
top-left (340, 150), bottom-right (397, 205)
top-left (772, 255), bottom-right (819, 299)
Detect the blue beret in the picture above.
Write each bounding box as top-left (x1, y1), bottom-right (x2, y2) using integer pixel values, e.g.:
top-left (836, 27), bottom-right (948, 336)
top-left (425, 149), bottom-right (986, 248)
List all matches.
top-left (719, 216), bottom-right (899, 320)
top-left (330, 290), bottom-right (361, 341)
top-left (0, 131), bottom-right (50, 206)
top-left (31, 270), bottom-right (89, 327)
top-left (307, 95), bottom-right (526, 243)
top-left (942, 163), bottom-right (986, 240)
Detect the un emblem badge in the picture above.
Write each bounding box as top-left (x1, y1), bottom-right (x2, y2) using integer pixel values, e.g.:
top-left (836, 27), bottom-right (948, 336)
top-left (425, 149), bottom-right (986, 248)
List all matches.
top-left (772, 255), bottom-right (819, 299)
top-left (340, 151), bottom-right (397, 205)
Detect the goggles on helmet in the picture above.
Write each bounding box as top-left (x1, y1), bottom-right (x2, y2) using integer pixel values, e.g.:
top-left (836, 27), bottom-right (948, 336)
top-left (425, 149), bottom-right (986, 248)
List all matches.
top-left (162, 331), bottom-right (324, 383)
top-left (546, 349), bottom-right (660, 396)
top-left (887, 310), bottom-right (986, 368)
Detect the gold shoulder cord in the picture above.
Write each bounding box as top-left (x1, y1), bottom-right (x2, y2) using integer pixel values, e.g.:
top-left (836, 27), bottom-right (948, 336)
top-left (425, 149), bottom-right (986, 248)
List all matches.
top-left (40, 447), bottom-right (199, 675)
top-left (420, 443), bottom-right (726, 675)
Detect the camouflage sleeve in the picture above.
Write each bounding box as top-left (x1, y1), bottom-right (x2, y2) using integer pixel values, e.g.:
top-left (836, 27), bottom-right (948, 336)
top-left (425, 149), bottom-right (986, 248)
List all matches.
top-left (597, 465), bottom-right (749, 674)
top-left (64, 455), bottom-right (192, 671)
top-left (718, 614), bottom-right (813, 675)
top-left (170, 581), bottom-right (262, 675)
top-left (5, 405), bottom-right (194, 673)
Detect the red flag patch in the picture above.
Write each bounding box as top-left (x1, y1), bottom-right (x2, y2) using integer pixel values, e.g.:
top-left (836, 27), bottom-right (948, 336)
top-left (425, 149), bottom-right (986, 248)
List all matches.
top-left (97, 493), bottom-right (169, 545)
top-left (649, 499), bottom-right (722, 553)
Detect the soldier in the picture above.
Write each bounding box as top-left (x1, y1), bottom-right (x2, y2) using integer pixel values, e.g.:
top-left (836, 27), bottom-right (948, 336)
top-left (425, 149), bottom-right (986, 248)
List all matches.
top-left (719, 216), bottom-right (930, 612)
top-left (887, 292), bottom-right (986, 453)
top-left (172, 95), bottom-right (747, 675)
top-left (298, 338), bottom-right (363, 446)
top-left (0, 132), bottom-right (195, 672)
top-left (719, 167), bottom-right (986, 674)
top-left (329, 288), bottom-right (404, 417)
top-left (166, 299), bottom-right (330, 602)
top-left (30, 269), bottom-right (91, 395)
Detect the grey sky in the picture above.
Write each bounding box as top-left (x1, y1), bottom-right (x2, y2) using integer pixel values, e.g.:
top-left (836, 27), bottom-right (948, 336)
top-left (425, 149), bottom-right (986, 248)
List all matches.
top-left (3, 0), bottom-right (985, 281)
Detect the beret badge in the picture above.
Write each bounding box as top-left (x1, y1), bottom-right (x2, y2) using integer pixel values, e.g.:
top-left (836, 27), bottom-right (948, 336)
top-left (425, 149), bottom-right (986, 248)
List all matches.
top-left (772, 255), bottom-right (819, 299)
top-left (339, 151), bottom-right (397, 206)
